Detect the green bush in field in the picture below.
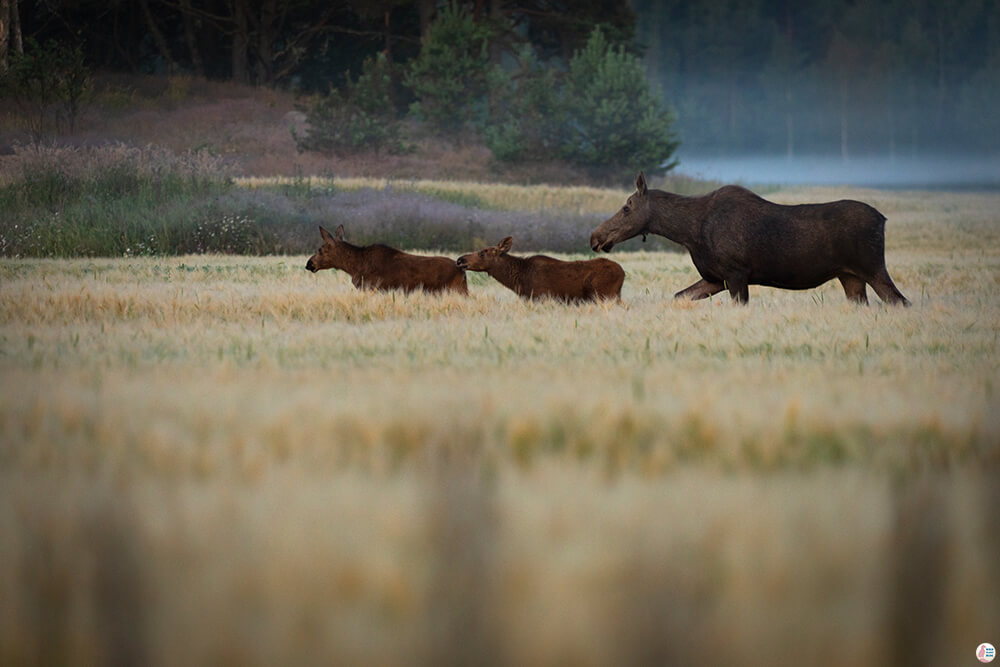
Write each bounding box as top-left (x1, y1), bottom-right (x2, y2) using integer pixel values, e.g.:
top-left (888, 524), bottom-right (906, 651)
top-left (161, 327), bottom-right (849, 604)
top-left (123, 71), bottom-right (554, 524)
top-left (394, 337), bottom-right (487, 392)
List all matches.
top-left (404, 3), bottom-right (494, 133)
top-left (294, 52), bottom-right (405, 156)
top-left (561, 28), bottom-right (679, 176)
top-left (483, 28), bottom-right (679, 177)
top-left (484, 46), bottom-right (566, 163)
top-left (0, 144), bottom-right (273, 257)
top-left (1, 37), bottom-right (90, 144)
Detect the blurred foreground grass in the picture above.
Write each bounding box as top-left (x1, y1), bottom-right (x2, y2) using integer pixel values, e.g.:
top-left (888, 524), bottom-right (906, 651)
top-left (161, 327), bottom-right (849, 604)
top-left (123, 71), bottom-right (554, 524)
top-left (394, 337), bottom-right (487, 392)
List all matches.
top-left (1, 188), bottom-right (998, 665)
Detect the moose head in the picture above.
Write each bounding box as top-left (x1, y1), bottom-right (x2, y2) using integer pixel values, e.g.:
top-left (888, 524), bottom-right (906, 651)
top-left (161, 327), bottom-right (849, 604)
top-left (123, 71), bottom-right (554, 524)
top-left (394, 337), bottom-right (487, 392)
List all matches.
top-left (305, 225), bottom-right (346, 272)
top-left (590, 172), bottom-right (652, 252)
top-left (455, 236), bottom-right (514, 271)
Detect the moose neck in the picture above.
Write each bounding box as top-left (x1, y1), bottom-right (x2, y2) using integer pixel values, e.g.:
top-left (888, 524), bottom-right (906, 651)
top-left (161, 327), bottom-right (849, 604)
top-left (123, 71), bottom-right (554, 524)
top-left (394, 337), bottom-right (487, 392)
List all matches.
top-left (334, 242), bottom-right (366, 276)
top-left (487, 255), bottom-right (529, 295)
top-left (646, 190), bottom-right (704, 248)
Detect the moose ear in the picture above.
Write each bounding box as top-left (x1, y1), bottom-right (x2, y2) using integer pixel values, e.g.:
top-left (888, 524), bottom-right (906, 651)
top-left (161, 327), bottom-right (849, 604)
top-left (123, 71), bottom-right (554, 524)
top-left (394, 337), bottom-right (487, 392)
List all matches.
top-left (334, 224), bottom-right (345, 241)
top-left (498, 237), bottom-right (513, 254)
top-left (319, 225), bottom-right (334, 242)
top-left (635, 172), bottom-right (648, 195)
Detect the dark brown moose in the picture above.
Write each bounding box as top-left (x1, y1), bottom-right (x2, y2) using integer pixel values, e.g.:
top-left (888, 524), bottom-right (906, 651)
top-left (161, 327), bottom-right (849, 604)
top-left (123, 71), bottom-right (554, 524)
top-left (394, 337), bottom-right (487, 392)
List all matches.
top-left (590, 172), bottom-right (909, 306)
top-left (305, 225), bottom-right (468, 294)
top-left (456, 237), bottom-right (625, 302)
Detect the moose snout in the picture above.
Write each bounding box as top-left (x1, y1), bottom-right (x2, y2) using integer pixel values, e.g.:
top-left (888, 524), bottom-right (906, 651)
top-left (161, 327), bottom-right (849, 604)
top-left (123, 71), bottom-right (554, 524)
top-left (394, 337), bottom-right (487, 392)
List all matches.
top-left (456, 256), bottom-right (469, 270)
top-left (305, 258), bottom-right (317, 272)
top-left (590, 233), bottom-right (613, 252)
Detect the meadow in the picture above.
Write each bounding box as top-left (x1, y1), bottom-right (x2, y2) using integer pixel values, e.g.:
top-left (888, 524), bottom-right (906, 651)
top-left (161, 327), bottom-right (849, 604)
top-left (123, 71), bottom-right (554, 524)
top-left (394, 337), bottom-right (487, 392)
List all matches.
top-left (1, 183), bottom-right (998, 665)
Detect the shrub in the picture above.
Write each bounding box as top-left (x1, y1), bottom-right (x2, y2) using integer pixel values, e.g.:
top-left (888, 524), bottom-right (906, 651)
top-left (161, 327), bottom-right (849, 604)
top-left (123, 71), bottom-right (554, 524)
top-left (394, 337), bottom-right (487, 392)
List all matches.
top-left (483, 28), bottom-right (679, 178)
top-left (404, 3), bottom-right (494, 133)
top-left (294, 52), bottom-right (404, 155)
top-left (561, 28), bottom-right (679, 176)
top-left (484, 46), bottom-right (566, 162)
top-left (1, 37), bottom-right (90, 143)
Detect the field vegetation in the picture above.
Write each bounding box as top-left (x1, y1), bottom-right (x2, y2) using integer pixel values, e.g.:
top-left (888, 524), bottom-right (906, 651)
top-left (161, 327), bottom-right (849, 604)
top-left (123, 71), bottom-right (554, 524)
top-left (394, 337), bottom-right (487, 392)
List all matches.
top-left (1, 183), bottom-right (998, 665)
top-left (1, 144), bottom-right (718, 258)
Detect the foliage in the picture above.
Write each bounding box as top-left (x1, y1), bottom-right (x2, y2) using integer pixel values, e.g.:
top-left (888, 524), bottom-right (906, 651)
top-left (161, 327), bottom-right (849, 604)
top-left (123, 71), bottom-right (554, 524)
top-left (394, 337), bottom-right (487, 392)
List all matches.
top-left (0, 144), bottom-right (266, 257)
top-left (294, 52), bottom-right (405, 155)
top-left (1, 37), bottom-right (90, 143)
top-left (404, 3), bottom-right (494, 133)
top-left (560, 28), bottom-right (679, 176)
top-left (485, 29), bottom-right (679, 177)
top-left (484, 45), bottom-right (566, 163)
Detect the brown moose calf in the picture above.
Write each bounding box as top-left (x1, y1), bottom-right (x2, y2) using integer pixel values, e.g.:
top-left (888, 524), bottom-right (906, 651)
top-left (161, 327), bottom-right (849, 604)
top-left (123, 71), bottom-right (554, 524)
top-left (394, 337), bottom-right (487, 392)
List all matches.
top-left (456, 237), bottom-right (624, 302)
top-left (306, 225), bottom-right (468, 294)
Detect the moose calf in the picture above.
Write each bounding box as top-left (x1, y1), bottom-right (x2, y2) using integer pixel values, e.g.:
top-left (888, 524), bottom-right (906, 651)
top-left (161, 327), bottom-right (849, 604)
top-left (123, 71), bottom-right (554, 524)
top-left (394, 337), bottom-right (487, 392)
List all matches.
top-left (306, 225), bottom-right (468, 294)
top-left (456, 237), bottom-right (624, 302)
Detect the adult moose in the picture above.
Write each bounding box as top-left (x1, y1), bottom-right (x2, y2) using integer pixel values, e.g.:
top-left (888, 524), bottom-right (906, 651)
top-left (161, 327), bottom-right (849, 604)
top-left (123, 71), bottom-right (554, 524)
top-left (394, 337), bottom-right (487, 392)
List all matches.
top-left (590, 173), bottom-right (909, 306)
top-left (306, 225), bottom-right (467, 293)
top-left (456, 237), bottom-right (624, 302)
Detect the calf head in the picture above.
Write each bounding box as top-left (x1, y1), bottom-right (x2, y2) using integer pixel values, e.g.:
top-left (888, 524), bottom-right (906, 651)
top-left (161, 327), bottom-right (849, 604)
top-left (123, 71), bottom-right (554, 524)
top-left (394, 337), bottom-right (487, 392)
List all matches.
top-left (305, 225), bottom-right (346, 272)
top-left (456, 237), bottom-right (513, 271)
top-left (590, 171), bottom-right (651, 252)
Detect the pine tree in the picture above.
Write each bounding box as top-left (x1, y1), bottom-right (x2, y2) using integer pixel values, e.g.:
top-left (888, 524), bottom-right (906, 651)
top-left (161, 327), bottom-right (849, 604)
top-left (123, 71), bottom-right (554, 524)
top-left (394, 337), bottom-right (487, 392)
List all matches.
top-left (294, 52), bottom-right (403, 155)
top-left (562, 28), bottom-right (679, 176)
top-left (403, 3), bottom-right (494, 133)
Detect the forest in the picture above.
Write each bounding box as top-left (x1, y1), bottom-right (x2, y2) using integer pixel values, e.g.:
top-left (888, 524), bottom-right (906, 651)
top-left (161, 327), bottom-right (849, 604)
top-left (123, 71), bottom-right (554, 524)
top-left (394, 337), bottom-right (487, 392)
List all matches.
top-left (3, 0), bottom-right (998, 160)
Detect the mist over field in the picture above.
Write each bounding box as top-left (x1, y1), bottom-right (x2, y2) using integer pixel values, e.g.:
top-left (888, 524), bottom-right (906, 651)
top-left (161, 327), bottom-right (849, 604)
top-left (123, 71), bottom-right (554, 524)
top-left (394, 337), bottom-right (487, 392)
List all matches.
top-left (677, 153), bottom-right (1000, 189)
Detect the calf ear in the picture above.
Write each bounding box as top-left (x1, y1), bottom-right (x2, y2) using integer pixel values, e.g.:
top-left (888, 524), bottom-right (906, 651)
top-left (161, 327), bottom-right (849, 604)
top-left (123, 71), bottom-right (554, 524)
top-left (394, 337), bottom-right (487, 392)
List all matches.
top-left (635, 172), bottom-right (648, 195)
top-left (319, 225), bottom-right (334, 242)
top-left (334, 224), bottom-right (345, 241)
top-left (498, 237), bottom-right (513, 254)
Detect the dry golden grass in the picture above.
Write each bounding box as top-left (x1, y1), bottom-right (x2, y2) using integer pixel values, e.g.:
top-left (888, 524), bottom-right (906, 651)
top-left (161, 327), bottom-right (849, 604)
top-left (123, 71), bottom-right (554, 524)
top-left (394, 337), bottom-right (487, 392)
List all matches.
top-left (1, 187), bottom-right (998, 665)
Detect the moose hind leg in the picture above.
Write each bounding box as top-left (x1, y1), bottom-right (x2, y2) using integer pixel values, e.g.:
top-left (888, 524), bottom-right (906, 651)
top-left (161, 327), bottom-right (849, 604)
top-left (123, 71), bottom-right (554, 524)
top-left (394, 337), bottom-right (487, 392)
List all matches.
top-left (868, 268), bottom-right (910, 306)
top-left (674, 278), bottom-right (725, 301)
top-left (839, 275), bottom-right (869, 305)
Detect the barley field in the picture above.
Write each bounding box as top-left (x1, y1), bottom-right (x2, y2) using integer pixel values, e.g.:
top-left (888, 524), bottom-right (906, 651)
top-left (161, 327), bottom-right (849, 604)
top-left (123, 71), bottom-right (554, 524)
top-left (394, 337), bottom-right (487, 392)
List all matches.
top-left (1, 186), bottom-right (998, 666)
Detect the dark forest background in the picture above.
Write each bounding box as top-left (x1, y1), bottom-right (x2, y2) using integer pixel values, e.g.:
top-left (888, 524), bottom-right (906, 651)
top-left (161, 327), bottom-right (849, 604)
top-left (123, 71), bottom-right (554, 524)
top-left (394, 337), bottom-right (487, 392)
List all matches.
top-left (3, 0), bottom-right (998, 159)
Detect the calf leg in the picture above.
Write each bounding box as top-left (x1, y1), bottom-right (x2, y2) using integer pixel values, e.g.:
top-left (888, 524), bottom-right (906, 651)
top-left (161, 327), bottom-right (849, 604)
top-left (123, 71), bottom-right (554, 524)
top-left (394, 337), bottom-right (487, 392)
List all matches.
top-left (450, 272), bottom-right (469, 294)
top-left (838, 275), bottom-right (869, 305)
top-left (868, 268), bottom-right (910, 306)
top-left (674, 278), bottom-right (725, 300)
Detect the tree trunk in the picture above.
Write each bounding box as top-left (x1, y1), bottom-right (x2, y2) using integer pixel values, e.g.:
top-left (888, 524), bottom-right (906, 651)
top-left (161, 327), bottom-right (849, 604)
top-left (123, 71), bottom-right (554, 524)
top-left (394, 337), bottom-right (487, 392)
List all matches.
top-left (254, 0), bottom-right (278, 85)
top-left (178, 0), bottom-right (205, 77)
top-left (417, 0), bottom-right (435, 41)
top-left (10, 0), bottom-right (19, 54)
top-left (1, 0), bottom-right (10, 72)
top-left (1, 0), bottom-right (22, 72)
top-left (231, 0), bottom-right (250, 84)
top-left (139, 0), bottom-right (175, 73)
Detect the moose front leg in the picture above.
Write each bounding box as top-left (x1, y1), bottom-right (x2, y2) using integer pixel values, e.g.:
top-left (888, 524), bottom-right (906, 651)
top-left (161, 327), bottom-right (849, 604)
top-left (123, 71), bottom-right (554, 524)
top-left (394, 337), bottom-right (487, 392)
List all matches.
top-left (674, 278), bottom-right (725, 301)
top-left (726, 274), bottom-right (750, 304)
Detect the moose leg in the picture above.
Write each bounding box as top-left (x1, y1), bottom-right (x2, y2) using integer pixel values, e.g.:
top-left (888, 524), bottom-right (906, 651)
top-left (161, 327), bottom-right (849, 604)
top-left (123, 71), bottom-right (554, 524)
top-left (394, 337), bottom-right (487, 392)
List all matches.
top-left (674, 278), bottom-right (725, 301)
top-left (726, 275), bottom-right (750, 304)
top-left (838, 275), bottom-right (869, 305)
top-left (868, 268), bottom-right (910, 307)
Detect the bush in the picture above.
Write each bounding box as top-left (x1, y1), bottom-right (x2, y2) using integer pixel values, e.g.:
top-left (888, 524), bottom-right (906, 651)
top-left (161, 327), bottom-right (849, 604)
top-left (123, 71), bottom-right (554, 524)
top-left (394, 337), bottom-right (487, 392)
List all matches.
top-left (484, 28), bottom-right (679, 178)
top-left (0, 144), bottom-right (246, 257)
top-left (484, 46), bottom-right (566, 162)
top-left (294, 52), bottom-right (405, 155)
top-left (561, 28), bottom-right (679, 176)
top-left (404, 3), bottom-right (494, 133)
top-left (1, 38), bottom-right (90, 143)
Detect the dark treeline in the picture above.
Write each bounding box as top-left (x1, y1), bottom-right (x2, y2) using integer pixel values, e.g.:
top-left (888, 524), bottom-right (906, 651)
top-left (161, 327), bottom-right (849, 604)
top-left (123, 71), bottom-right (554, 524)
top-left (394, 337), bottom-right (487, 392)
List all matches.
top-left (636, 0), bottom-right (1000, 157)
top-left (9, 1), bottom-right (635, 92)
top-left (5, 0), bottom-right (998, 158)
